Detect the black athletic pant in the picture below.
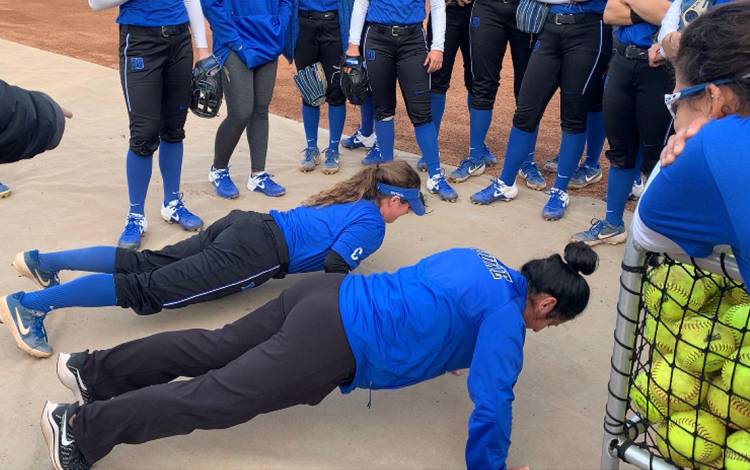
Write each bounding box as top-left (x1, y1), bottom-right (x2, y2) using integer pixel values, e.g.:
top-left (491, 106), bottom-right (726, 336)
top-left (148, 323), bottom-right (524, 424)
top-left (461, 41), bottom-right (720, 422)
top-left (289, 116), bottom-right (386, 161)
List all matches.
top-left (295, 10), bottom-right (346, 106)
top-left (512, 14), bottom-right (611, 133)
top-left (603, 50), bottom-right (674, 174)
top-left (113, 210), bottom-right (289, 315)
top-left (363, 24), bottom-right (432, 125)
top-left (73, 274), bottom-right (355, 464)
top-left (469, 0), bottom-right (532, 109)
top-left (428, 4), bottom-right (473, 94)
top-left (118, 24), bottom-right (192, 157)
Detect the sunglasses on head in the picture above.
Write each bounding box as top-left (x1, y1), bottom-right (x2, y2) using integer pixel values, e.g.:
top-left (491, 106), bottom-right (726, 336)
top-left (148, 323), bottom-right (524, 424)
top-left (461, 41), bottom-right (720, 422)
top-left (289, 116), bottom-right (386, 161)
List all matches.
top-left (664, 73), bottom-right (750, 118)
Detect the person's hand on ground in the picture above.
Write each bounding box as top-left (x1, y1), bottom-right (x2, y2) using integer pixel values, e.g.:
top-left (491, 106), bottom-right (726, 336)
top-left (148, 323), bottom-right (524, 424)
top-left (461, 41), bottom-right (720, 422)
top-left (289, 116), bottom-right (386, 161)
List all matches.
top-left (511, 466), bottom-right (530, 470)
top-left (648, 44), bottom-right (665, 68)
top-left (660, 117), bottom-right (709, 167)
top-left (61, 106), bottom-right (73, 119)
top-left (424, 50), bottom-right (443, 73)
top-left (449, 369), bottom-right (464, 376)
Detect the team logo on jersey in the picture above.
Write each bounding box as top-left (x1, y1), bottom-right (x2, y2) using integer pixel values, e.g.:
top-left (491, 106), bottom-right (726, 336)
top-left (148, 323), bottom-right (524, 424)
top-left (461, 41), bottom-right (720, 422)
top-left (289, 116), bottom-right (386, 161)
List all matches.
top-left (471, 16), bottom-right (480, 29)
top-left (473, 249), bottom-right (512, 283)
top-left (533, 40), bottom-right (541, 51)
top-left (366, 49), bottom-right (376, 61)
top-left (351, 247), bottom-right (364, 261)
top-left (130, 57), bottom-right (145, 71)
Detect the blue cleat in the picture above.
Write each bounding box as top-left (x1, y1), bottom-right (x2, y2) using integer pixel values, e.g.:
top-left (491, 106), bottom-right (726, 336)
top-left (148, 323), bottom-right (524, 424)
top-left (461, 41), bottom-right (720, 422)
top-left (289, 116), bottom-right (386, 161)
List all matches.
top-left (543, 156), bottom-right (559, 173)
top-left (0, 181), bottom-right (10, 198)
top-left (448, 157), bottom-right (485, 183)
top-left (361, 144), bottom-right (391, 166)
top-left (161, 196), bottom-right (204, 231)
top-left (247, 172), bottom-right (286, 197)
top-left (0, 292), bottom-right (52, 358)
top-left (342, 129), bottom-right (376, 150)
top-left (542, 188), bottom-right (570, 221)
top-left (416, 157), bottom-right (427, 172)
top-left (299, 147), bottom-right (321, 172)
top-left (569, 164), bottom-right (603, 189)
top-left (117, 213), bottom-right (148, 250)
top-left (482, 144), bottom-right (498, 167)
top-left (572, 219), bottom-right (627, 246)
top-left (518, 161), bottom-right (546, 191)
top-left (470, 178), bottom-right (518, 205)
top-left (426, 171), bottom-right (458, 202)
top-left (321, 148), bottom-right (341, 175)
top-left (208, 166), bottom-right (240, 199)
top-left (12, 250), bottom-right (60, 289)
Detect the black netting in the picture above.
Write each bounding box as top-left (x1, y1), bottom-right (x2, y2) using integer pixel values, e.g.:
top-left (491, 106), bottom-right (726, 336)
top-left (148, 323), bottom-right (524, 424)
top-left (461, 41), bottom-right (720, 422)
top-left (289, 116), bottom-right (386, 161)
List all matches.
top-left (623, 254), bottom-right (750, 469)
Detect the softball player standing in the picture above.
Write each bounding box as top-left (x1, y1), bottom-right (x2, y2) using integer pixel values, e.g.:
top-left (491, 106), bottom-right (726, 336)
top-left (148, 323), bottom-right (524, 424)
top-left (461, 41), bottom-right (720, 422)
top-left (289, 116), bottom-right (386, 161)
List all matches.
top-left (88, 0), bottom-right (210, 249)
top-left (471, 0), bottom-right (611, 221)
top-left (347, 0), bottom-right (459, 202)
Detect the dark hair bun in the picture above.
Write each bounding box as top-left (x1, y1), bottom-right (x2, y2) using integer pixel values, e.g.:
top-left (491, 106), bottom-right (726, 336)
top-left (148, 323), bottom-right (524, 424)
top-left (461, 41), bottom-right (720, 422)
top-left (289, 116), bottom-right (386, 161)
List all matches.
top-left (564, 242), bottom-right (598, 276)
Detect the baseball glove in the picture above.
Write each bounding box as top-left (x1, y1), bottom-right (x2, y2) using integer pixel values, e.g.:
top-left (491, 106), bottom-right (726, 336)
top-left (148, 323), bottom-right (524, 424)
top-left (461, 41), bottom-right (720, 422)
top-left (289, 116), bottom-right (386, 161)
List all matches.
top-left (190, 55), bottom-right (223, 118)
top-left (340, 55), bottom-right (370, 106)
top-left (294, 62), bottom-right (328, 107)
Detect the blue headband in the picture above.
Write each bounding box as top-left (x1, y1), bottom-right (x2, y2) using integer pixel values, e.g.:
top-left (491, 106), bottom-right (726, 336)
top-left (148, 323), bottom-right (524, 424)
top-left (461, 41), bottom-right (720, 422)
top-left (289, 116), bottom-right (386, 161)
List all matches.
top-left (376, 183), bottom-right (426, 216)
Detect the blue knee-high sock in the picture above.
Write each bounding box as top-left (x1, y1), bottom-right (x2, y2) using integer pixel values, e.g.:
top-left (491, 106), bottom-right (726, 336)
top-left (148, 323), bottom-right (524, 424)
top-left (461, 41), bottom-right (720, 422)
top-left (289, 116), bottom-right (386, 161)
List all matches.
top-left (302, 104), bottom-right (320, 149)
top-left (431, 92), bottom-right (447, 135)
top-left (414, 123), bottom-right (441, 176)
top-left (39, 247), bottom-right (117, 274)
top-left (584, 111), bottom-right (605, 168)
top-left (360, 96), bottom-right (374, 137)
top-left (328, 104), bottom-right (346, 151)
top-left (553, 132), bottom-right (588, 191)
top-left (604, 165), bottom-right (636, 227)
top-left (499, 127), bottom-right (538, 185)
top-left (126, 150), bottom-right (153, 216)
top-left (524, 128), bottom-right (540, 164)
top-left (469, 108), bottom-right (493, 161)
top-left (374, 119), bottom-right (395, 160)
top-left (20, 273), bottom-right (117, 313)
top-left (158, 141), bottom-right (183, 205)
top-left (633, 149), bottom-right (644, 184)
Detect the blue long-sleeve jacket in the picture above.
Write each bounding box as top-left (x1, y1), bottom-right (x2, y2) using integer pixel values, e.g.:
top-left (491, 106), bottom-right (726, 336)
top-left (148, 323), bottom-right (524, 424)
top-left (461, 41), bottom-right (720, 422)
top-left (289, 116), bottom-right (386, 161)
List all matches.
top-left (200, 0), bottom-right (293, 67)
top-left (337, 248), bottom-right (528, 469)
top-left (283, 0), bottom-right (353, 60)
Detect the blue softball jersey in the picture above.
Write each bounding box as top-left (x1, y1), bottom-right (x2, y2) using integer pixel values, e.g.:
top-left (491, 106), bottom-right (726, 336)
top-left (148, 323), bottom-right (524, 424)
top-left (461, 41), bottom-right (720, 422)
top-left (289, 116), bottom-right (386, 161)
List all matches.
top-left (365, 0), bottom-right (426, 25)
top-left (549, 0), bottom-right (607, 15)
top-left (338, 248), bottom-right (528, 470)
top-left (615, 23), bottom-right (659, 48)
top-left (300, 0), bottom-right (337, 11)
top-left (117, 0), bottom-right (188, 26)
top-left (270, 200), bottom-right (386, 273)
top-left (639, 115), bottom-right (750, 285)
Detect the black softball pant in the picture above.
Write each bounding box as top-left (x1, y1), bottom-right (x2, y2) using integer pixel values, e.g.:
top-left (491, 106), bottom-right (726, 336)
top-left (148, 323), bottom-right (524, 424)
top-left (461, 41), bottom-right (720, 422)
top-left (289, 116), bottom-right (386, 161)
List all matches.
top-left (428, 4), bottom-right (473, 94)
top-left (603, 52), bottom-right (674, 174)
top-left (363, 24), bottom-right (432, 125)
top-left (118, 24), bottom-right (192, 157)
top-left (295, 11), bottom-right (346, 106)
top-left (469, 0), bottom-right (532, 109)
top-left (113, 210), bottom-right (288, 315)
top-left (73, 274), bottom-right (355, 464)
top-left (512, 15), bottom-right (611, 133)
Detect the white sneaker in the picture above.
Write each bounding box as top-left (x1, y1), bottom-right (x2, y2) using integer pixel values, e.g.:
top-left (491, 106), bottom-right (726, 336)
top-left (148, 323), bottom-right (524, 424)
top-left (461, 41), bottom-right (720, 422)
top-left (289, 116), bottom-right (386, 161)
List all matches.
top-left (629, 179), bottom-right (645, 200)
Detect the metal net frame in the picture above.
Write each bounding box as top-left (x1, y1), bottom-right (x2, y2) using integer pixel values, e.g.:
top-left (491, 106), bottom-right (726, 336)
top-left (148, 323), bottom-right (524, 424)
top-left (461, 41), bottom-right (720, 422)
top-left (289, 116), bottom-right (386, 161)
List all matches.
top-left (601, 238), bottom-right (750, 470)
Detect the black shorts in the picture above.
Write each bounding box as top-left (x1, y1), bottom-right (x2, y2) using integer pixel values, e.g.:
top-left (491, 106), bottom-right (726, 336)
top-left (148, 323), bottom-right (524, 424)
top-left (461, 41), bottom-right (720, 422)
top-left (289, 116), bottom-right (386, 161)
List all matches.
top-left (428, 3), bottom-right (473, 95)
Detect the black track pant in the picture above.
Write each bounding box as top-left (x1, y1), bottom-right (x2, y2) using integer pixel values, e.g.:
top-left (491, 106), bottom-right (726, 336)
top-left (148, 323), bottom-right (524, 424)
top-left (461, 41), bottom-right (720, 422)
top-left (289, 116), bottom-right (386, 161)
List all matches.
top-left (512, 15), bottom-right (611, 133)
top-left (428, 4), bottom-right (473, 94)
top-left (114, 210), bottom-right (288, 315)
top-left (603, 52), bottom-right (674, 174)
top-left (295, 11), bottom-right (346, 106)
top-left (469, 0), bottom-right (532, 109)
top-left (118, 24), bottom-right (192, 157)
top-left (73, 274), bottom-right (355, 464)
top-left (363, 24), bottom-right (432, 125)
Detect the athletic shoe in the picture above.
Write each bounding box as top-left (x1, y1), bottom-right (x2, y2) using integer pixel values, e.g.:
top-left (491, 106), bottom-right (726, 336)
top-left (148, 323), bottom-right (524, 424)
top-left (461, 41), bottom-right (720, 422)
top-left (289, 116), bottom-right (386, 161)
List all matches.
top-left (321, 148), bottom-right (340, 175)
top-left (482, 144), bottom-right (498, 167)
top-left (542, 188), bottom-right (570, 221)
top-left (57, 353), bottom-right (92, 405)
top-left (470, 178), bottom-right (519, 205)
top-left (40, 401), bottom-right (91, 470)
top-left (543, 156), bottom-right (558, 173)
top-left (518, 161), bottom-right (546, 191)
top-left (161, 196), bottom-right (204, 231)
top-left (629, 179), bottom-right (645, 201)
top-left (117, 213), bottom-right (148, 250)
top-left (247, 172), bottom-right (286, 197)
top-left (569, 164), bottom-right (603, 189)
top-left (0, 292), bottom-right (52, 358)
top-left (208, 166), bottom-right (239, 199)
top-left (0, 181), bottom-right (10, 198)
top-left (342, 129), bottom-right (376, 150)
top-left (299, 147), bottom-right (321, 172)
top-left (361, 145), bottom-right (391, 166)
top-left (12, 250), bottom-right (60, 289)
top-left (572, 219), bottom-right (627, 246)
top-left (426, 171), bottom-right (458, 202)
top-left (448, 157), bottom-right (485, 183)
top-left (416, 157), bottom-right (427, 172)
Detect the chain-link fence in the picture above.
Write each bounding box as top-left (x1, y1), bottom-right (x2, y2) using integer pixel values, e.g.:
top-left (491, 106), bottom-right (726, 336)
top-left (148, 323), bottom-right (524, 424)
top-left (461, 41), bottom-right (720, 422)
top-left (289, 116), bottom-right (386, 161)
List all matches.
top-left (601, 238), bottom-right (750, 470)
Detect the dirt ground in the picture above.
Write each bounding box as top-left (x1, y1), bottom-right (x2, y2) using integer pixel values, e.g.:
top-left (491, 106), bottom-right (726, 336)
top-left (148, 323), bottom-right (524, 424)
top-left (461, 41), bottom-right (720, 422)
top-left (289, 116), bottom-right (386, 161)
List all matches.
top-left (0, 0), bottom-right (610, 201)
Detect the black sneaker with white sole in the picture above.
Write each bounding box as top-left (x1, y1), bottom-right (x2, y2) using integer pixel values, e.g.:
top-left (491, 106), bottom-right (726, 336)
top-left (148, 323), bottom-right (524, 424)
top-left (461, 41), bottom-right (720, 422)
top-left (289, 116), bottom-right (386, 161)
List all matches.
top-left (56, 352), bottom-right (92, 405)
top-left (40, 401), bottom-right (91, 470)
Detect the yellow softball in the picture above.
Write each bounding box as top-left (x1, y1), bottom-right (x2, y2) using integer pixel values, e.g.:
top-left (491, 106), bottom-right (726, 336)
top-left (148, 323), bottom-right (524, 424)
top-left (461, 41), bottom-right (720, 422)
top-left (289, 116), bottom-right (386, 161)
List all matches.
top-left (644, 264), bottom-right (707, 321)
top-left (667, 410), bottom-right (726, 465)
top-left (675, 316), bottom-right (736, 373)
top-left (722, 346), bottom-right (750, 399)
top-left (726, 430), bottom-right (750, 470)
top-left (706, 376), bottom-right (750, 430)
top-left (650, 354), bottom-right (707, 413)
top-left (720, 303), bottom-right (750, 349)
top-left (728, 286), bottom-right (750, 306)
top-left (629, 372), bottom-right (668, 423)
top-left (644, 315), bottom-right (679, 354)
top-left (653, 423), bottom-right (695, 468)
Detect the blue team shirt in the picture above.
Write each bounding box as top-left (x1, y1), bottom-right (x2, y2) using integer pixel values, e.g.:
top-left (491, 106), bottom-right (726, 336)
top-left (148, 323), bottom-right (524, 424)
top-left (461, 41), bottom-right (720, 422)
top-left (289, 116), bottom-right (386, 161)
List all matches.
top-left (338, 248), bottom-right (528, 470)
top-left (615, 23), bottom-right (659, 48)
top-left (366, 0), bottom-right (425, 25)
top-left (300, 0), bottom-right (337, 11)
top-left (270, 200), bottom-right (386, 273)
top-left (117, 0), bottom-right (188, 27)
top-left (549, 0), bottom-right (606, 15)
top-left (639, 115), bottom-right (750, 285)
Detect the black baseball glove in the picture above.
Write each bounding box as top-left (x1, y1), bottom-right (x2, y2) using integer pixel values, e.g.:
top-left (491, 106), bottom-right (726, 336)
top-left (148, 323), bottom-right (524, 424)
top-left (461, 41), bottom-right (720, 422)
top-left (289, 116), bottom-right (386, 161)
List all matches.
top-left (340, 55), bottom-right (370, 106)
top-left (190, 55), bottom-right (223, 118)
